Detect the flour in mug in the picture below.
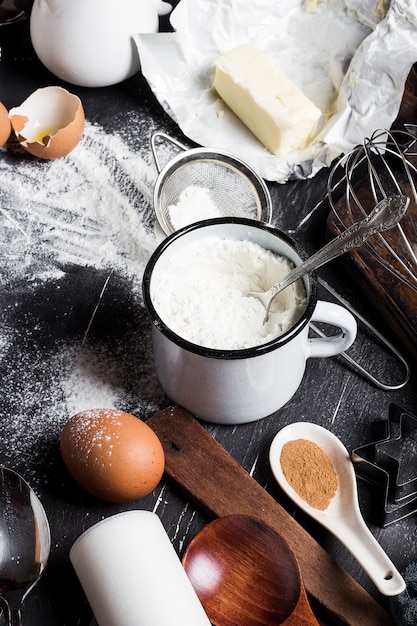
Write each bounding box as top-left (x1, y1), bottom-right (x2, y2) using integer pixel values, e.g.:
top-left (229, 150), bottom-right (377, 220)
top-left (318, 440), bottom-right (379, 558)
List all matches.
top-left (152, 237), bottom-right (307, 350)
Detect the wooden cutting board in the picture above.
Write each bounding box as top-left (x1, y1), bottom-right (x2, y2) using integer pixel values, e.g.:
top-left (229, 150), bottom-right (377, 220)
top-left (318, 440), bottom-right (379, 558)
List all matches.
top-left (148, 407), bottom-right (396, 626)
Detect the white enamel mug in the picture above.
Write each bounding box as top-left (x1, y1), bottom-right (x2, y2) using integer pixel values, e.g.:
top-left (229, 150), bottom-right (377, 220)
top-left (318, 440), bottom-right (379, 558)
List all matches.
top-left (143, 218), bottom-right (357, 424)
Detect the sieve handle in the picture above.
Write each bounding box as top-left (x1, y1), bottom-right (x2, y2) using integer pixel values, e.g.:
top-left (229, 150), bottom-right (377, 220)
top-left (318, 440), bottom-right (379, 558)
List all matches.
top-left (150, 132), bottom-right (189, 173)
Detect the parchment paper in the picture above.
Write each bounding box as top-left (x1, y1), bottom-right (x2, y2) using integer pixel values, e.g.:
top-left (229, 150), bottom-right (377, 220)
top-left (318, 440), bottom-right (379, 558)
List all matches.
top-left (135, 0), bottom-right (417, 182)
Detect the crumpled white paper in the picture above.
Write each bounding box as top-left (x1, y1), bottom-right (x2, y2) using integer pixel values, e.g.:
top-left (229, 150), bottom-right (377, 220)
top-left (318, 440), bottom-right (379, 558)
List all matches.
top-left (135, 0), bottom-right (417, 182)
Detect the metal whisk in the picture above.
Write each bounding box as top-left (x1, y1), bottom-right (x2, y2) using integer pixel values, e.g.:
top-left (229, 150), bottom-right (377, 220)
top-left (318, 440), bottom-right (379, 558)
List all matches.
top-left (327, 127), bottom-right (417, 293)
top-left (326, 126), bottom-right (417, 358)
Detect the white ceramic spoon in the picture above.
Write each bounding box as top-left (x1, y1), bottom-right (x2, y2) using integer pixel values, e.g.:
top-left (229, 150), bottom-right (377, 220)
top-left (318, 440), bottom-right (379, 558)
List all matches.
top-left (269, 422), bottom-right (405, 596)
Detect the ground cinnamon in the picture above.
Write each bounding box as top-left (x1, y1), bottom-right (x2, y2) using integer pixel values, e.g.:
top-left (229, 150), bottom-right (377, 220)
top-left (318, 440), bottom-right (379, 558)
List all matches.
top-left (280, 438), bottom-right (338, 510)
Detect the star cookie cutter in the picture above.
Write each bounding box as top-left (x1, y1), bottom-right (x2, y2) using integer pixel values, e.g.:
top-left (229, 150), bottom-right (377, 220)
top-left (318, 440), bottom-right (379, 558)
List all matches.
top-left (352, 403), bottom-right (417, 526)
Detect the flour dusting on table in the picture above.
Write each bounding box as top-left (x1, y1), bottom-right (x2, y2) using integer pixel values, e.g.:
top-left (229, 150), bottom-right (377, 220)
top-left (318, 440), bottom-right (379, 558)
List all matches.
top-left (0, 119), bottom-right (170, 486)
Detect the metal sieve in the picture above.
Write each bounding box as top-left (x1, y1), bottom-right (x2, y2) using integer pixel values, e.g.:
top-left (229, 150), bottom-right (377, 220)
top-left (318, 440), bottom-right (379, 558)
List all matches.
top-left (150, 132), bottom-right (272, 235)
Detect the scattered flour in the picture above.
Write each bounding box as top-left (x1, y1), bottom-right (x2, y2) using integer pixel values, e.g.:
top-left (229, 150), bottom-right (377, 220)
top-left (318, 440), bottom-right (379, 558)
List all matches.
top-left (152, 237), bottom-right (307, 349)
top-left (0, 121), bottom-right (164, 282)
top-left (0, 119), bottom-right (171, 486)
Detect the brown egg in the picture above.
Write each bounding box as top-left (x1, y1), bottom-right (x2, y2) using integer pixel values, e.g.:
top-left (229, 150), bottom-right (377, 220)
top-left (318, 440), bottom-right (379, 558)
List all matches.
top-left (60, 408), bottom-right (165, 503)
top-left (0, 102), bottom-right (11, 147)
top-left (8, 86), bottom-right (84, 159)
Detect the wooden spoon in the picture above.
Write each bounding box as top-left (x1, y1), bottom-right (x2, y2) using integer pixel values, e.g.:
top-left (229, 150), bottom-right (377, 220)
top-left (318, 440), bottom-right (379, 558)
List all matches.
top-left (182, 514), bottom-right (320, 626)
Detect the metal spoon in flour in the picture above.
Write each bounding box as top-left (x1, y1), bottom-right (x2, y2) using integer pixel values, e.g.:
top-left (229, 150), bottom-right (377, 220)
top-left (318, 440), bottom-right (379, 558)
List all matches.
top-left (0, 467), bottom-right (51, 626)
top-left (246, 195), bottom-right (409, 323)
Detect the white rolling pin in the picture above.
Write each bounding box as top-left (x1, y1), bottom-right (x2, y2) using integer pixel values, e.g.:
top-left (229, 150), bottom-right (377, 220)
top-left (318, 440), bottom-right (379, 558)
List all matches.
top-left (70, 510), bottom-right (211, 626)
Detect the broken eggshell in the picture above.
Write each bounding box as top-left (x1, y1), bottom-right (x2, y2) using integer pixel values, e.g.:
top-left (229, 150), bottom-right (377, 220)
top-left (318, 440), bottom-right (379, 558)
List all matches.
top-left (9, 86), bottom-right (84, 159)
top-left (0, 102), bottom-right (11, 147)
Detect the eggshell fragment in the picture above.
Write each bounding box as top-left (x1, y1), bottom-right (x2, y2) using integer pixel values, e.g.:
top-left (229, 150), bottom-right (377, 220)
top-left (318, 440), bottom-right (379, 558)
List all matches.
top-left (60, 408), bottom-right (165, 503)
top-left (0, 102), bottom-right (11, 147)
top-left (9, 86), bottom-right (84, 159)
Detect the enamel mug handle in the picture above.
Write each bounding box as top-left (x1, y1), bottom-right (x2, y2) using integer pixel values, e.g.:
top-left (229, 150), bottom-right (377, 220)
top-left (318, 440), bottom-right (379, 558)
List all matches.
top-left (307, 301), bottom-right (357, 358)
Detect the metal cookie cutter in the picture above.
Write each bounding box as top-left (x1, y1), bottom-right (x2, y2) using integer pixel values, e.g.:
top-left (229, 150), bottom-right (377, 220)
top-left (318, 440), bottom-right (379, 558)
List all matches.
top-left (352, 404), bottom-right (417, 526)
top-left (150, 132), bottom-right (272, 235)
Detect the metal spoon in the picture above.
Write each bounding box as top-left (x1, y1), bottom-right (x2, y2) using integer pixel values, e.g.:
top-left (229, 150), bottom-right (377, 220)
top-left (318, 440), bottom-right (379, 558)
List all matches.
top-left (247, 194), bottom-right (409, 322)
top-left (182, 514), bottom-right (320, 626)
top-left (269, 423), bottom-right (406, 596)
top-left (0, 467), bottom-right (51, 626)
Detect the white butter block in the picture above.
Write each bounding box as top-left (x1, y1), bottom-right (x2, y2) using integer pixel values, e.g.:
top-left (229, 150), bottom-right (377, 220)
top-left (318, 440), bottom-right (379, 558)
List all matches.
top-left (213, 44), bottom-right (322, 156)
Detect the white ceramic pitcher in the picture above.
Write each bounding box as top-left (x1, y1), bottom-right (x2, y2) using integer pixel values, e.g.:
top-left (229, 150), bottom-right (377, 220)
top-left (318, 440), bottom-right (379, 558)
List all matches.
top-left (30, 0), bottom-right (171, 87)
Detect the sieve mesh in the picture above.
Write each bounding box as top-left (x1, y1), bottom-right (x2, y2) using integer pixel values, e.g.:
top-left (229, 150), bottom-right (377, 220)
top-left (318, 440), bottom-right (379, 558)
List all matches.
top-left (151, 133), bottom-right (272, 235)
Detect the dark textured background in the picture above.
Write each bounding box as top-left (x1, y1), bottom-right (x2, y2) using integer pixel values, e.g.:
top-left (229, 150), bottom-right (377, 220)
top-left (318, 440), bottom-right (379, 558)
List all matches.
top-left (0, 5), bottom-right (416, 625)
